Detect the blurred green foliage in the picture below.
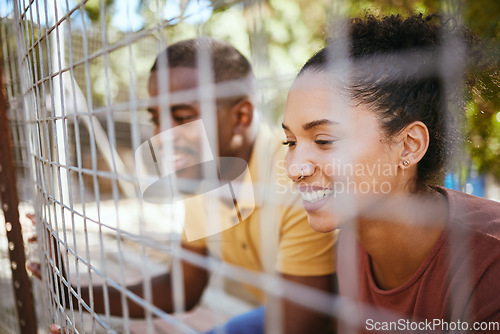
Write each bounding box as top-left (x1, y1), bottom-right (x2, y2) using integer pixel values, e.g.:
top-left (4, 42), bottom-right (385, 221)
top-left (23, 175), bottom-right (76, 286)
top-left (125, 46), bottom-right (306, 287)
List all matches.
top-left (84, 0), bottom-right (115, 23)
top-left (88, 0), bottom-right (500, 181)
top-left (6, 0), bottom-right (497, 181)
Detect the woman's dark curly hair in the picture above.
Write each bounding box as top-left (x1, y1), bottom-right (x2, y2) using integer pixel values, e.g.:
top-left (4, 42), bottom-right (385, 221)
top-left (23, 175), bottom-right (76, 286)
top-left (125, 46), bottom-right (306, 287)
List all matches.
top-left (299, 14), bottom-right (478, 189)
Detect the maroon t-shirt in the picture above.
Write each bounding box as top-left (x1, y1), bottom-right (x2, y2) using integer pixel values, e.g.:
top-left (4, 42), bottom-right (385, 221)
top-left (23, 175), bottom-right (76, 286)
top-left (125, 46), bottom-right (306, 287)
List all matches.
top-left (338, 188), bottom-right (500, 333)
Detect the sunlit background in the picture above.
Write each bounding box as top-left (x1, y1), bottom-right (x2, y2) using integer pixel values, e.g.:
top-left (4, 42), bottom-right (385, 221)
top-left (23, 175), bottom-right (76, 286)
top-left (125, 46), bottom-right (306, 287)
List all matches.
top-left (0, 0), bottom-right (499, 333)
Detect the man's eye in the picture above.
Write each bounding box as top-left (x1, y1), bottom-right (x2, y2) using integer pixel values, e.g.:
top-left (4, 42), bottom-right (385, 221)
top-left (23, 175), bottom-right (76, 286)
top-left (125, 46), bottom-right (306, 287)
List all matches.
top-left (150, 116), bottom-right (159, 126)
top-left (282, 141), bottom-right (296, 147)
top-left (173, 115), bottom-right (197, 122)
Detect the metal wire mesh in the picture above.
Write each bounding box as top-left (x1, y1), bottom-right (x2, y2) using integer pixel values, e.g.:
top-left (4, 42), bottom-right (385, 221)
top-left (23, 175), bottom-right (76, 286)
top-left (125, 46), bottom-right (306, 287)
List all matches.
top-left (1, 0), bottom-right (499, 334)
top-left (2, 0), bottom-right (302, 332)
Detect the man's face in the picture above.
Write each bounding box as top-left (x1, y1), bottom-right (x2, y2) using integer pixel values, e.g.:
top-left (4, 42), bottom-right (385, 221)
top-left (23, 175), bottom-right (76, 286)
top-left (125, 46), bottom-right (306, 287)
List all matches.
top-left (147, 67), bottom-right (234, 182)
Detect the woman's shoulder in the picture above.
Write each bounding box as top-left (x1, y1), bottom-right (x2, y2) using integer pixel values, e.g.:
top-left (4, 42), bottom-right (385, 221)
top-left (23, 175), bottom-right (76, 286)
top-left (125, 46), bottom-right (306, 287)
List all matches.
top-left (440, 186), bottom-right (500, 242)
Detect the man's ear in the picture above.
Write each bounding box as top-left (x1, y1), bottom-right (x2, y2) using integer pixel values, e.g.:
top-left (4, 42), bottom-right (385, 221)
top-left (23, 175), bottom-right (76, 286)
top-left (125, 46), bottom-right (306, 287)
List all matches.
top-left (231, 98), bottom-right (254, 133)
top-left (399, 121), bottom-right (429, 168)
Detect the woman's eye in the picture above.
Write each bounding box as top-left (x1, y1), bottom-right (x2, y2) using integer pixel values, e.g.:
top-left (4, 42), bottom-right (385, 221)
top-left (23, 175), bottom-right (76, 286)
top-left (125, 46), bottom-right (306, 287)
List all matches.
top-left (282, 140), bottom-right (296, 147)
top-left (315, 140), bottom-right (335, 145)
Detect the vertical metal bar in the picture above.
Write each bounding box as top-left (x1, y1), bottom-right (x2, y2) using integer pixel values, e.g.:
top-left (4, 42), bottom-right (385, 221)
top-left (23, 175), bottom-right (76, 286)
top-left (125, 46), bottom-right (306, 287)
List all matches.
top-left (0, 55), bottom-right (37, 334)
top-left (97, 0), bottom-right (119, 330)
top-left (32, 0), bottom-right (59, 326)
top-left (78, 5), bottom-right (100, 332)
top-left (62, 0), bottom-right (86, 331)
top-left (42, 0), bottom-right (69, 326)
top-left (49, 0), bottom-right (79, 330)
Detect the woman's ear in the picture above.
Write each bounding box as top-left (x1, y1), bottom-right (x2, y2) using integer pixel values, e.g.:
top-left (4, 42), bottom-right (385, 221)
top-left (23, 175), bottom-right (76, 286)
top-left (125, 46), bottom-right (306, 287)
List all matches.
top-left (399, 121), bottom-right (429, 168)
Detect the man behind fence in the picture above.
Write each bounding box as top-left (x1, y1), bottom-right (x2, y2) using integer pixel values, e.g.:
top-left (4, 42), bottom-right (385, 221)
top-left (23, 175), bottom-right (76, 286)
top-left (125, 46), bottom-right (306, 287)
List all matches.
top-left (35, 37), bottom-right (338, 334)
top-left (144, 37), bottom-right (337, 334)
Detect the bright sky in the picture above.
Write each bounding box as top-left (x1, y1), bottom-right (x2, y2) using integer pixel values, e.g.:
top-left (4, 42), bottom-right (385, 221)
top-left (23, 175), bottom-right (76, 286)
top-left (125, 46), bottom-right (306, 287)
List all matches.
top-left (111, 0), bottom-right (143, 31)
top-left (0, 0), bottom-right (214, 31)
top-left (112, 0), bottom-right (214, 30)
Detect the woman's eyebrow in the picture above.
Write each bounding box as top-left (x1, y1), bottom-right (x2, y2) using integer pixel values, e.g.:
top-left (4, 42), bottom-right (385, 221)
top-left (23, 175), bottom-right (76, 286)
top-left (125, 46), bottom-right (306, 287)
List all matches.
top-left (281, 119), bottom-right (337, 132)
top-left (302, 119), bottom-right (337, 130)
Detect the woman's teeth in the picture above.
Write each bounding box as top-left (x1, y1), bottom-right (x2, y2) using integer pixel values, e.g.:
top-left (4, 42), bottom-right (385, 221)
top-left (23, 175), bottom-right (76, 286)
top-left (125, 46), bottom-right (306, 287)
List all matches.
top-left (300, 189), bottom-right (332, 203)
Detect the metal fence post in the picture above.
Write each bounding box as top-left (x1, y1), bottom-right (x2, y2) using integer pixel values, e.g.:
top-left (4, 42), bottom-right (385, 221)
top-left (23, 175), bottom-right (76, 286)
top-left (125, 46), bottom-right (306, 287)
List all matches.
top-left (0, 59), bottom-right (37, 334)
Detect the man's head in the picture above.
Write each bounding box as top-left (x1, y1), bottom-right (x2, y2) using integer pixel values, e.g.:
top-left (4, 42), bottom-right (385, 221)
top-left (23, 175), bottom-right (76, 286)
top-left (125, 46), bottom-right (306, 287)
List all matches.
top-left (147, 37), bottom-right (256, 181)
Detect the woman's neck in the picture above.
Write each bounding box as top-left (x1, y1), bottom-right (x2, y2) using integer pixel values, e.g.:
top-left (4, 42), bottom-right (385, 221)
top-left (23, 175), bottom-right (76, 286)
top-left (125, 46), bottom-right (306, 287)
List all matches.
top-left (356, 187), bottom-right (449, 290)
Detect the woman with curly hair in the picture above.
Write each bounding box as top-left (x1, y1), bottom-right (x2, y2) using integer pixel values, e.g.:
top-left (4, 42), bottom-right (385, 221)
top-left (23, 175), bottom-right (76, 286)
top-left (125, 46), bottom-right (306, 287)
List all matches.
top-left (282, 14), bottom-right (500, 333)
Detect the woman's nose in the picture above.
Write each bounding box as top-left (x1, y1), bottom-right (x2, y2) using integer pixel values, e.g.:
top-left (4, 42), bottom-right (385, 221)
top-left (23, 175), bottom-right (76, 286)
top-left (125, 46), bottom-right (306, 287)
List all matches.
top-left (286, 161), bottom-right (315, 182)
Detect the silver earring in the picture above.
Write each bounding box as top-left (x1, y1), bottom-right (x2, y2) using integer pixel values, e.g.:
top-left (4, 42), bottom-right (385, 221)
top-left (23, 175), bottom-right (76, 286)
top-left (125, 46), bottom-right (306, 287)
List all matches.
top-left (298, 169), bottom-right (305, 181)
top-left (403, 160), bottom-right (410, 166)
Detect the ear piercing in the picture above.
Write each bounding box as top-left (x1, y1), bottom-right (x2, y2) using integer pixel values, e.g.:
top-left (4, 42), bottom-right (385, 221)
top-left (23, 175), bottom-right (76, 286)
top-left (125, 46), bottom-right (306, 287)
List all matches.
top-left (403, 160), bottom-right (410, 166)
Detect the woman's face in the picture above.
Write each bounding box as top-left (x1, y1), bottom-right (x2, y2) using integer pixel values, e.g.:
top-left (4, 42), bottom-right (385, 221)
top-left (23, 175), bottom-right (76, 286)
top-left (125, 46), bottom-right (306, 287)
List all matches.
top-left (283, 72), bottom-right (404, 232)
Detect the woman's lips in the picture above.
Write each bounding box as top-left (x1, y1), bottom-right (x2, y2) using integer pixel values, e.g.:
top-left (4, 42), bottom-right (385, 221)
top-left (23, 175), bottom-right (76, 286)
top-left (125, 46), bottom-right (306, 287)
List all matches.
top-left (300, 188), bottom-right (332, 202)
top-left (297, 185), bottom-right (334, 212)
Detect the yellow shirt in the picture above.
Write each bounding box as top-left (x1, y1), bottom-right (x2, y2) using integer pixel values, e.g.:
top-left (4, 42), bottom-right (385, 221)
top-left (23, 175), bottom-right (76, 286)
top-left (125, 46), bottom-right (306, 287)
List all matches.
top-left (182, 123), bottom-right (337, 298)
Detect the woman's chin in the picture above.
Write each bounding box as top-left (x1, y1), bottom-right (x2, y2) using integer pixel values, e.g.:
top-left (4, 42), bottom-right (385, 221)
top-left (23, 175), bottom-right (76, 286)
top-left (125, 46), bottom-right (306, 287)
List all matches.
top-left (306, 212), bottom-right (337, 233)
